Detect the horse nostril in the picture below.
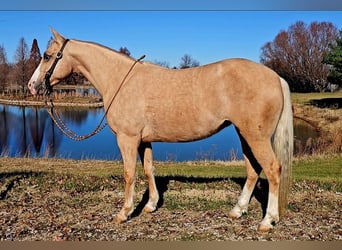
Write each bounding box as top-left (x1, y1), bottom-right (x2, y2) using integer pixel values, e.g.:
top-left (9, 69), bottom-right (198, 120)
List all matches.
top-left (28, 81), bottom-right (35, 88)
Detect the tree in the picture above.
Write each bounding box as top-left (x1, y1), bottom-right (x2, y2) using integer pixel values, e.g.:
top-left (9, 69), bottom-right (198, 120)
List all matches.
top-left (0, 44), bottom-right (9, 91)
top-left (13, 37), bottom-right (29, 93)
top-left (260, 21), bottom-right (339, 92)
top-left (61, 72), bottom-right (87, 85)
top-left (118, 47), bottom-right (131, 57)
top-left (154, 60), bottom-right (170, 68)
top-left (323, 30), bottom-right (342, 90)
top-left (27, 39), bottom-right (42, 77)
top-left (179, 54), bottom-right (200, 69)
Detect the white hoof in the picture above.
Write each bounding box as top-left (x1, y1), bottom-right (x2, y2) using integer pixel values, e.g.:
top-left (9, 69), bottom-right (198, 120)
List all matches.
top-left (258, 222), bottom-right (274, 232)
top-left (228, 205), bottom-right (247, 219)
top-left (143, 202), bottom-right (157, 213)
top-left (258, 213), bottom-right (279, 232)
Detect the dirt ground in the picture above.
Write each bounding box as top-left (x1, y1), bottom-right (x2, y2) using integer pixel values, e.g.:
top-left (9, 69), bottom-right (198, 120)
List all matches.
top-left (0, 172), bottom-right (340, 241)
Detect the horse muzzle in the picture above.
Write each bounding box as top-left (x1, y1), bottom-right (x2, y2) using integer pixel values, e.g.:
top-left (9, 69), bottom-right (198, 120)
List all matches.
top-left (28, 80), bottom-right (45, 96)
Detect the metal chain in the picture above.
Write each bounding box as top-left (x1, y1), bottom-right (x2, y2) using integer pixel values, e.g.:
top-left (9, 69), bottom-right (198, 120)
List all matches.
top-left (45, 100), bottom-right (107, 141)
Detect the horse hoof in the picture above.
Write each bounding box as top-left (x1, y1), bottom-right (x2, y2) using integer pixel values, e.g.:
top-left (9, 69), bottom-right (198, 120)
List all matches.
top-left (143, 207), bottom-right (154, 213)
top-left (115, 214), bottom-right (127, 224)
top-left (228, 206), bottom-right (243, 219)
top-left (143, 204), bottom-right (156, 213)
top-left (258, 223), bottom-right (273, 232)
top-left (228, 211), bottom-right (240, 219)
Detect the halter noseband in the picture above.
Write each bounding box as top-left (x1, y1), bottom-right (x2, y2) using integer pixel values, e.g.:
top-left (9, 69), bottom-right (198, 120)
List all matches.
top-left (44, 39), bottom-right (70, 96)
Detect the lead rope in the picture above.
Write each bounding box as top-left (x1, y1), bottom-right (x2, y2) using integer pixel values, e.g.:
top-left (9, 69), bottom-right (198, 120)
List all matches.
top-left (45, 54), bottom-right (146, 141)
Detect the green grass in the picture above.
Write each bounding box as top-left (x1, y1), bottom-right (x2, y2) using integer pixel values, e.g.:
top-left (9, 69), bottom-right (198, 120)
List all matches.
top-left (1, 154), bottom-right (341, 190)
top-left (292, 155), bottom-right (342, 183)
top-left (154, 161), bottom-right (245, 179)
top-left (157, 155), bottom-right (341, 187)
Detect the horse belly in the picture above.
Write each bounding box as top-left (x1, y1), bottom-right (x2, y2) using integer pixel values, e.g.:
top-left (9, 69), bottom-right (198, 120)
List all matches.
top-left (142, 110), bottom-right (230, 143)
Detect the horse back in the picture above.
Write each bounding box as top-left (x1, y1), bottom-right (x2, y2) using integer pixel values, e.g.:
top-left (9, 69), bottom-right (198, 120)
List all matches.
top-left (113, 58), bottom-right (283, 142)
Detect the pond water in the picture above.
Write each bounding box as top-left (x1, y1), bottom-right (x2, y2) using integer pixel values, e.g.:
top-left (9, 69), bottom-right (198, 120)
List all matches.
top-left (1, 104), bottom-right (319, 161)
top-left (0, 105), bottom-right (243, 161)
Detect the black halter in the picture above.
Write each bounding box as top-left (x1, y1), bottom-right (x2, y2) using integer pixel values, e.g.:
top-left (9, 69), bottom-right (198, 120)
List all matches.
top-left (43, 39), bottom-right (70, 96)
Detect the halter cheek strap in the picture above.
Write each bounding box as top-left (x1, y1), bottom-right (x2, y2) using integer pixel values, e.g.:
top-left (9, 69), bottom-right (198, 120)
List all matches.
top-left (44, 39), bottom-right (70, 96)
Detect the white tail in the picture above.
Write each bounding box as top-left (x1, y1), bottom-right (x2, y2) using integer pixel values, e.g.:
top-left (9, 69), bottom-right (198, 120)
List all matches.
top-left (272, 77), bottom-right (294, 216)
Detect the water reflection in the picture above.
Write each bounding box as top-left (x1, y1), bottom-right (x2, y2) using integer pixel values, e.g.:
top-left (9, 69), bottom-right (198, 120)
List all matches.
top-left (293, 119), bottom-right (320, 155)
top-left (1, 105), bottom-right (62, 157)
top-left (0, 104), bottom-right (243, 161)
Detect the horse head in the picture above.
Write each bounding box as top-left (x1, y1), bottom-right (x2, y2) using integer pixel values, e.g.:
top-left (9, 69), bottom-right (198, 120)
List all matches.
top-left (28, 28), bottom-right (73, 95)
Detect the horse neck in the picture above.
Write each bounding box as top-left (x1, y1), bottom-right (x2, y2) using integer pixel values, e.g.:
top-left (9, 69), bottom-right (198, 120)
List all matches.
top-left (69, 40), bottom-right (135, 98)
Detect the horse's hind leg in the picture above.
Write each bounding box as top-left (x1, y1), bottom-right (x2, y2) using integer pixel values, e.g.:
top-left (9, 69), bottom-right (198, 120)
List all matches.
top-left (257, 145), bottom-right (281, 232)
top-left (138, 142), bottom-right (159, 213)
top-left (229, 128), bottom-right (281, 231)
top-left (229, 134), bottom-right (262, 219)
top-left (242, 137), bottom-right (281, 231)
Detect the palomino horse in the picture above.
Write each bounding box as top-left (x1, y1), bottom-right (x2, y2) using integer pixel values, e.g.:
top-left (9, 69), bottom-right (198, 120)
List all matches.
top-left (28, 29), bottom-right (293, 232)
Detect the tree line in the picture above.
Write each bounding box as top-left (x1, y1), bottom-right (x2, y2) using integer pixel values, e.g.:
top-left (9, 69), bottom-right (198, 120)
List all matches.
top-left (1, 20), bottom-right (341, 94)
top-left (0, 37), bottom-right (88, 96)
top-left (119, 46), bottom-right (200, 69)
top-left (0, 38), bottom-right (41, 93)
top-left (0, 38), bottom-right (201, 96)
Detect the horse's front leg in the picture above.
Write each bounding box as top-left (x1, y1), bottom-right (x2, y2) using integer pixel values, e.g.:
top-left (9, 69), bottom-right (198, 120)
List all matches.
top-left (115, 134), bottom-right (140, 224)
top-left (138, 142), bottom-right (159, 213)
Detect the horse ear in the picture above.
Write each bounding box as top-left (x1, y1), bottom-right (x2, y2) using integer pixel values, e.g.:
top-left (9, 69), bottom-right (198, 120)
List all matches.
top-left (50, 27), bottom-right (66, 44)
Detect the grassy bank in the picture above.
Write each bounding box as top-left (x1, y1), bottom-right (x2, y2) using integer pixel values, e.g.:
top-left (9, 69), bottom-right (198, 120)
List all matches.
top-left (291, 92), bottom-right (341, 156)
top-left (1, 154), bottom-right (341, 188)
top-left (291, 92), bottom-right (342, 105)
top-left (0, 85), bottom-right (103, 107)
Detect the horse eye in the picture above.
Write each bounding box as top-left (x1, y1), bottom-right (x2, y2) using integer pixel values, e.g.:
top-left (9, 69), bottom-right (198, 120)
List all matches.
top-left (43, 53), bottom-right (51, 61)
